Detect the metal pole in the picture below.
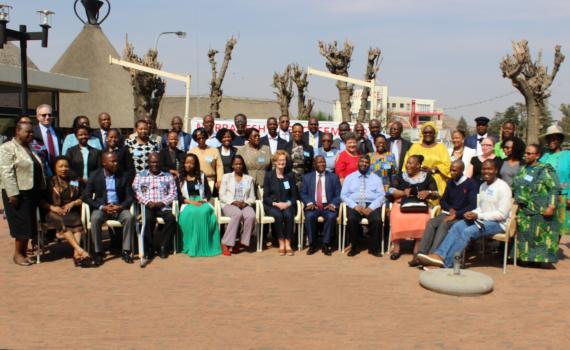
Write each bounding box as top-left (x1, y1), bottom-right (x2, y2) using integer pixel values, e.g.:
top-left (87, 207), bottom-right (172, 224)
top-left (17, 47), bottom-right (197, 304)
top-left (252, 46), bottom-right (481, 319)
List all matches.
top-left (19, 25), bottom-right (28, 115)
top-left (184, 75), bottom-right (191, 133)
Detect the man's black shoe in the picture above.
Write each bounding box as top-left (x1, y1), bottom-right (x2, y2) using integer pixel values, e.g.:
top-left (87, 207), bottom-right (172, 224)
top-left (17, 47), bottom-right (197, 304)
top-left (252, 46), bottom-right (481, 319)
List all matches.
top-left (121, 251), bottom-right (133, 264)
top-left (92, 253), bottom-right (104, 266)
top-left (368, 249), bottom-right (381, 257)
top-left (159, 247), bottom-right (169, 259)
top-left (347, 249), bottom-right (359, 257)
top-left (306, 246), bottom-right (319, 255)
top-left (323, 245), bottom-right (332, 256)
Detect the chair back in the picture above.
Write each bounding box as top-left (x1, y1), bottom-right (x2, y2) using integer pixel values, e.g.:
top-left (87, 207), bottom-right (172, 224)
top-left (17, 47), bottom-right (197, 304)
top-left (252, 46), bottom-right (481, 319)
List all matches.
top-left (505, 203), bottom-right (518, 238)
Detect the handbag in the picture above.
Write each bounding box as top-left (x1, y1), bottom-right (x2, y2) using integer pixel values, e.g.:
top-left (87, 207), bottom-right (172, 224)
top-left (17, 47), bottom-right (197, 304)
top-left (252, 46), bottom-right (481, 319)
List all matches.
top-left (400, 195), bottom-right (428, 213)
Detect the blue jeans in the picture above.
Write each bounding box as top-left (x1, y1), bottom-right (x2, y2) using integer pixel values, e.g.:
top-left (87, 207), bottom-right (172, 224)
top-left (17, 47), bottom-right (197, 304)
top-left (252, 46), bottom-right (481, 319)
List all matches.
top-left (434, 219), bottom-right (504, 267)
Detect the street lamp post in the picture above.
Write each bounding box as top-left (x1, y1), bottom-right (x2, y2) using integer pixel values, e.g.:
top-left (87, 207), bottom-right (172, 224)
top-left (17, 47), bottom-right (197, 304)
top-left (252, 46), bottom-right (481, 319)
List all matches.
top-left (154, 31), bottom-right (186, 52)
top-left (0, 5), bottom-right (54, 114)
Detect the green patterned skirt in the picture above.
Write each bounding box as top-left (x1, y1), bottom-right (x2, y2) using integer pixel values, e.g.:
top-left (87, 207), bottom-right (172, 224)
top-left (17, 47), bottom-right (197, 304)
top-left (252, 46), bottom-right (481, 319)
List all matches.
top-left (516, 211), bottom-right (559, 263)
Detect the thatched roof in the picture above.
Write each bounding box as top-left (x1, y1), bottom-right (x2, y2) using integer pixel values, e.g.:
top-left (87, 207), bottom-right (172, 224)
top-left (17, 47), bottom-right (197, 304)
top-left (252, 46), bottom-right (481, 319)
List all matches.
top-left (51, 25), bottom-right (134, 128)
top-left (0, 42), bottom-right (38, 69)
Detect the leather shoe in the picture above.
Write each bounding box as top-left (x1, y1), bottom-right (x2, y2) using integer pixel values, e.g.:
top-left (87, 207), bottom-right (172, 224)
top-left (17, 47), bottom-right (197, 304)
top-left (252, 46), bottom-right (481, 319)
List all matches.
top-left (408, 255), bottom-right (421, 267)
top-left (322, 245), bottom-right (332, 256)
top-left (92, 253), bottom-right (104, 267)
top-left (159, 247), bottom-right (169, 259)
top-left (390, 251), bottom-right (401, 260)
top-left (347, 249), bottom-right (359, 257)
top-left (368, 249), bottom-right (381, 257)
top-left (121, 251), bottom-right (133, 264)
top-left (306, 246), bottom-right (319, 256)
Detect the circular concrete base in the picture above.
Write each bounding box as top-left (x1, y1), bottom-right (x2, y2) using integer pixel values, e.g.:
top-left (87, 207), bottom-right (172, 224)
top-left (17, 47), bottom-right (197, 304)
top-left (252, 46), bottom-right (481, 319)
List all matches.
top-left (419, 269), bottom-right (494, 296)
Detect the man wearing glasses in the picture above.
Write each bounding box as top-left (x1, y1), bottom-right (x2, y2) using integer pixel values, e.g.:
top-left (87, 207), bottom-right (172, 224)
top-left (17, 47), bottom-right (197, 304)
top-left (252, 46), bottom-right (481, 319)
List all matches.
top-left (33, 104), bottom-right (61, 168)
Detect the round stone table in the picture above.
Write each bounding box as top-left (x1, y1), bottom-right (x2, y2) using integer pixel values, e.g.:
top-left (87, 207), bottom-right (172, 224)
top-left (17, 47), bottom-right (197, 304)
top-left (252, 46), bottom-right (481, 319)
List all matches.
top-left (419, 268), bottom-right (494, 296)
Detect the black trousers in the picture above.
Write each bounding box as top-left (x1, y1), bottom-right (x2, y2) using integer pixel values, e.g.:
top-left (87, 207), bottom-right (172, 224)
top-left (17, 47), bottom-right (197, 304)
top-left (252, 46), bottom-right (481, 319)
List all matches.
top-left (265, 205), bottom-right (295, 240)
top-left (142, 207), bottom-right (176, 255)
top-left (346, 206), bottom-right (382, 252)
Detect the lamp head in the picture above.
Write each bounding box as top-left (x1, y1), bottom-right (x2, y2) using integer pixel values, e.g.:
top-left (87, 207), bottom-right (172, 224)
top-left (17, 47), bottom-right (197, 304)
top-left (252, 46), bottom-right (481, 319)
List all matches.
top-left (0, 4), bottom-right (12, 22)
top-left (37, 9), bottom-right (55, 26)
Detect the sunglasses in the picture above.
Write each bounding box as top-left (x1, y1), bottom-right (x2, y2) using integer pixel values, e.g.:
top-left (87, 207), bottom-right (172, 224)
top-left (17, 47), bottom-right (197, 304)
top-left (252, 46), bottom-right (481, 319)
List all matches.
top-left (40, 113), bottom-right (52, 117)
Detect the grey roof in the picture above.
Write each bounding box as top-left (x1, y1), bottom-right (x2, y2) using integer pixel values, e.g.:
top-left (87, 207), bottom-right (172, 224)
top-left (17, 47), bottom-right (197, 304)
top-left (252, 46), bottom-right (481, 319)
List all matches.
top-left (0, 42), bottom-right (38, 69)
top-left (0, 64), bottom-right (89, 93)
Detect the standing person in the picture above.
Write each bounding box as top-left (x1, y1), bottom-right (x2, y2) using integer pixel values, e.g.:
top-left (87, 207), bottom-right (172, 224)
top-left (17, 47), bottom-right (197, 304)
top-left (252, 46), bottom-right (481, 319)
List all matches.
top-left (33, 104), bottom-right (61, 168)
top-left (0, 122), bottom-right (47, 266)
top-left (499, 138), bottom-right (524, 186)
top-left (104, 129), bottom-right (134, 179)
top-left (41, 157), bottom-right (89, 267)
top-left (198, 114), bottom-right (222, 148)
top-left (335, 133), bottom-right (361, 183)
top-left (159, 130), bottom-right (185, 178)
top-left (513, 144), bottom-right (561, 265)
top-left (332, 121), bottom-right (351, 151)
top-left (94, 112), bottom-right (123, 149)
top-left (369, 134), bottom-right (398, 191)
top-left (340, 155), bottom-right (385, 257)
top-left (466, 137), bottom-right (503, 187)
top-left (260, 117), bottom-right (287, 154)
top-left (303, 116), bottom-right (323, 149)
top-left (417, 159), bottom-right (512, 268)
top-left (132, 153), bottom-right (177, 264)
top-left (403, 122), bottom-right (451, 194)
top-left (161, 116), bottom-right (192, 152)
top-left (178, 153), bottom-right (221, 257)
top-left (237, 128), bottom-right (272, 187)
top-left (263, 150), bottom-right (298, 256)
top-left (314, 132), bottom-right (339, 173)
top-left (216, 128), bottom-right (238, 174)
top-left (539, 125), bottom-right (570, 236)
top-left (494, 121), bottom-right (525, 159)
top-left (232, 113), bottom-right (248, 146)
top-left (83, 152), bottom-right (136, 266)
top-left (448, 129), bottom-right (476, 166)
top-left (278, 115), bottom-right (291, 142)
top-left (465, 116), bottom-right (495, 156)
top-left (66, 126), bottom-right (101, 183)
top-left (410, 160), bottom-right (478, 267)
top-left (285, 123), bottom-right (314, 189)
top-left (354, 122), bottom-right (373, 155)
top-left (190, 128), bottom-right (224, 189)
top-left (300, 156), bottom-right (342, 256)
top-left (219, 155), bottom-right (256, 256)
top-left (387, 121), bottom-right (412, 170)
top-left (62, 115), bottom-right (103, 154)
top-left (368, 119), bottom-right (384, 151)
top-left (125, 120), bottom-right (160, 174)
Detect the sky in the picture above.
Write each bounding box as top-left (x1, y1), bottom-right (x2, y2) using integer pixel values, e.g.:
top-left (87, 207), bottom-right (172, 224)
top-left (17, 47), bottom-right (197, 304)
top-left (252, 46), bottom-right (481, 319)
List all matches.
top-left (9, 0), bottom-right (570, 122)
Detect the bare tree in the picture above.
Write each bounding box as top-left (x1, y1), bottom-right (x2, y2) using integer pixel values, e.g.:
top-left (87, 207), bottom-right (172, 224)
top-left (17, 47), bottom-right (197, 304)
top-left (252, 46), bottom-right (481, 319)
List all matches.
top-left (123, 35), bottom-right (166, 121)
top-left (272, 65), bottom-right (294, 117)
top-left (500, 40), bottom-right (565, 143)
top-left (290, 63), bottom-right (314, 118)
top-left (357, 47), bottom-right (382, 122)
top-left (208, 36), bottom-right (237, 118)
top-left (319, 40), bottom-right (354, 122)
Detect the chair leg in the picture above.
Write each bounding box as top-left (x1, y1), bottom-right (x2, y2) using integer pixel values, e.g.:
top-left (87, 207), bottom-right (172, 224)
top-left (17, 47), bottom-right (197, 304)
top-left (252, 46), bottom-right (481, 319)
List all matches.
top-left (380, 221), bottom-right (385, 257)
top-left (258, 224), bottom-right (263, 253)
top-left (513, 236), bottom-right (517, 267)
top-left (503, 238), bottom-right (509, 274)
top-left (36, 225), bottom-right (41, 264)
top-left (337, 223), bottom-right (341, 255)
top-left (173, 224), bottom-right (178, 255)
top-left (386, 227), bottom-right (392, 255)
top-left (341, 224), bottom-right (345, 254)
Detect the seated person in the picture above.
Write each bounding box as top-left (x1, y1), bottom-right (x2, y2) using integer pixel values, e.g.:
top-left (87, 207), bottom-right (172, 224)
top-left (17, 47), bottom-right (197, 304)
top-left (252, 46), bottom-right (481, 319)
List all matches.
top-left (409, 159), bottom-right (478, 267)
top-left (388, 155), bottom-right (439, 261)
top-left (340, 155), bottom-right (385, 257)
top-left (159, 130), bottom-right (185, 178)
top-left (418, 159), bottom-right (512, 268)
top-left (300, 155), bottom-right (342, 256)
top-left (132, 153), bottom-right (177, 266)
top-left (219, 155), bottom-right (256, 256)
top-left (83, 152), bottom-right (135, 266)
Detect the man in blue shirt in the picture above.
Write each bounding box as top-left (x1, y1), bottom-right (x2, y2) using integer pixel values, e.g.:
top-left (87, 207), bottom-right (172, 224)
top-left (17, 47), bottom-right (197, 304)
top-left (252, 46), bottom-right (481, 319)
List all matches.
top-left (340, 155), bottom-right (385, 257)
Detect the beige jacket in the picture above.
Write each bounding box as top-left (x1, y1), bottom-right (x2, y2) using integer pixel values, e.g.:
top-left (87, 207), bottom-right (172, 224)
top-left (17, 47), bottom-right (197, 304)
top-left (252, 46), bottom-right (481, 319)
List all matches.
top-left (0, 139), bottom-right (46, 197)
top-left (219, 172), bottom-right (256, 206)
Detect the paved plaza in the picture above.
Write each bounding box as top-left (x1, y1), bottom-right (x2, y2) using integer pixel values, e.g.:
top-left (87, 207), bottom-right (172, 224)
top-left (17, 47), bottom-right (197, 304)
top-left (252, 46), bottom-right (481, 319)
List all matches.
top-left (1, 220), bottom-right (569, 349)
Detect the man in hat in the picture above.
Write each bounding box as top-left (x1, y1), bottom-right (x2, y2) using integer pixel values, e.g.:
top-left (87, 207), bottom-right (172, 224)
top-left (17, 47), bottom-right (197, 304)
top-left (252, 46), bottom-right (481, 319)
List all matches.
top-left (465, 116), bottom-right (495, 156)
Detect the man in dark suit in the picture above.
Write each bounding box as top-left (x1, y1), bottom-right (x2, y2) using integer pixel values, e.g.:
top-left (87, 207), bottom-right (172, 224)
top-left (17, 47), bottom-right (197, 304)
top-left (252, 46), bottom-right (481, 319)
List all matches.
top-left (355, 122), bottom-right (373, 154)
top-left (387, 121), bottom-right (412, 171)
top-left (300, 156), bottom-right (342, 256)
top-left (161, 115), bottom-right (192, 152)
top-left (93, 112), bottom-right (124, 148)
top-left (260, 117), bottom-right (287, 154)
top-left (465, 116), bottom-right (495, 155)
top-left (83, 151), bottom-right (135, 266)
top-left (302, 116), bottom-right (323, 149)
top-left (33, 104), bottom-right (62, 168)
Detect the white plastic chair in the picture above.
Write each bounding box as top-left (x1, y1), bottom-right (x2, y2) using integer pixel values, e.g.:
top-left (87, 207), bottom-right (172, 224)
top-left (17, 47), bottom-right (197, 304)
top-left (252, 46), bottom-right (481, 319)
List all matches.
top-left (214, 197), bottom-right (232, 233)
top-left (256, 186), bottom-right (301, 252)
top-left (81, 202), bottom-right (135, 255)
top-left (297, 203), bottom-right (343, 253)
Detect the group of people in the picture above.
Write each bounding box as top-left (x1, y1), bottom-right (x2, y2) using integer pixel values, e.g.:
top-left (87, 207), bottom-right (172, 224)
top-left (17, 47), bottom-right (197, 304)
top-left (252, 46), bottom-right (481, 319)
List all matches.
top-left (1, 104), bottom-right (568, 271)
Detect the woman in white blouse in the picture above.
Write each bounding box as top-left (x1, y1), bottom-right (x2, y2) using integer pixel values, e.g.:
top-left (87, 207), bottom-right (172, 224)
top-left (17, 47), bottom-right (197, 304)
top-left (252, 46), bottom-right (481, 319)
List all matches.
top-left (448, 129), bottom-right (475, 166)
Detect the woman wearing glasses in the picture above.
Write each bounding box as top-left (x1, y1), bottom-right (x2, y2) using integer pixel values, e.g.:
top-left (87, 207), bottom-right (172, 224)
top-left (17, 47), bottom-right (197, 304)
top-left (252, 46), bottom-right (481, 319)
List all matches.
top-left (466, 137), bottom-right (503, 188)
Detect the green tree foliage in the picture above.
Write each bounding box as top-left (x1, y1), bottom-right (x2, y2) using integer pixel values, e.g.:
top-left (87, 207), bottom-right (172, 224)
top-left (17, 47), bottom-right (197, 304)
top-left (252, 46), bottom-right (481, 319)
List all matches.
top-left (296, 110), bottom-right (332, 121)
top-left (489, 104), bottom-right (529, 138)
top-left (457, 116), bottom-right (468, 134)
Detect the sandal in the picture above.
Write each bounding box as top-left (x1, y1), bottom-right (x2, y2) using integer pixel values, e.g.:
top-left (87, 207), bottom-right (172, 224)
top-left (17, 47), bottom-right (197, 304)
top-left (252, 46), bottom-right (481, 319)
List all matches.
top-left (13, 256), bottom-right (32, 266)
top-left (286, 249), bottom-right (295, 256)
top-left (278, 249), bottom-right (286, 256)
top-left (221, 245), bottom-right (231, 256)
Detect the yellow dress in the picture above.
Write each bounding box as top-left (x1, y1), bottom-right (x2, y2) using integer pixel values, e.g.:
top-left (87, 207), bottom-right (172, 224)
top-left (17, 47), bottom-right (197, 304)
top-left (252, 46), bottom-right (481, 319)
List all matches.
top-left (403, 143), bottom-right (451, 194)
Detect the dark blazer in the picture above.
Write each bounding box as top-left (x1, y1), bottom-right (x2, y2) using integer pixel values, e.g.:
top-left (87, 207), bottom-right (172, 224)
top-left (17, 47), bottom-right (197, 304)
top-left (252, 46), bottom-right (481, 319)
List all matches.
top-left (83, 169), bottom-right (134, 211)
top-left (33, 124), bottom-right (62, 166)
top-left (159, 147), bottom-right (185, 174)
top-left (218, 146), bottom-right (238, 174)
top-left (465, 133), bottom-right (497, 150)
top-left (302, 131), bottom-right (323, 149)
top-left (357, 138), bottom-right (373, 155)
top-left (260, 135), bottom-right (287, 152)
top-left (284, 141), bottom-right (314, 174)
top-left (161, 131), bottom-right (192, 152)
top-left (66, 144), bottom-right (101, 180)
top-left (232, 135), bottom-right (246, 147)
top-left (262, 170), bottom-right (298, 210)
top-left (387, 137), bottom-right (412, 170)
top-left (94, 129), bottom-right (125, 148)
top-left (112, 146), bottom-right (135, 181)
top-left (300, 171), bottom-right (342, 208)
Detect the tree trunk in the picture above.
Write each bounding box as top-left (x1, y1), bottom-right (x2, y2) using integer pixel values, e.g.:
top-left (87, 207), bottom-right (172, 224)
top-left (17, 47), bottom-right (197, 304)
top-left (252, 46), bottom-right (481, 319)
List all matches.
top-left (525, 97), bottom-right (541, 144)
top-left (337, 82), bottom-right (353, 122)
top-left (208, 37), bottom-right (237, 118)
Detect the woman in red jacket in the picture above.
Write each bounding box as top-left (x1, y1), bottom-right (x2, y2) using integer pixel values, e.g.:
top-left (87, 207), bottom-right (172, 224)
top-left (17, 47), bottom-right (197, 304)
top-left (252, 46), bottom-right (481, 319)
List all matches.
top-left (335, 133), bottom-right (360, 183)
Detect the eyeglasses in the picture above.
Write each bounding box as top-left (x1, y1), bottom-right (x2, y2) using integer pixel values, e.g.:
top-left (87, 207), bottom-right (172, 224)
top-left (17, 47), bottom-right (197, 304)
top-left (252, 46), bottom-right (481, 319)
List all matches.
top-left (481, 144), bottom-right (493, 147)
top-left (525, 152), bottom-right (537, 155)
top-left (39, 113), bottom-right (52, 117)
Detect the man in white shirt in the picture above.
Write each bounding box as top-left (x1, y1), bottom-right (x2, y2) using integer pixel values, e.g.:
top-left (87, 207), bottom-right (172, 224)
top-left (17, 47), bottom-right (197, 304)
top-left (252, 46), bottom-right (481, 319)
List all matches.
top-left (33, 104), bottom-right (61, 167)
top-left (260, 117), bottom-right (287, 154)
top-left (418, 159), bottom-right (512, 268)
top-left (278, 115), bottom-right (291, 142)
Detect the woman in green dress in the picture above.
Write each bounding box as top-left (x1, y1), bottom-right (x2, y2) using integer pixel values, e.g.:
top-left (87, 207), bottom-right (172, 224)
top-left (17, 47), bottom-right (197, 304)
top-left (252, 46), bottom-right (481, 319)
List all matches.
top-left (178, 153), bottom-right (221, 257)
top-left (512, 144), bottom-right (561, 265)
top-left (539, 125), bottom-right (570, 236)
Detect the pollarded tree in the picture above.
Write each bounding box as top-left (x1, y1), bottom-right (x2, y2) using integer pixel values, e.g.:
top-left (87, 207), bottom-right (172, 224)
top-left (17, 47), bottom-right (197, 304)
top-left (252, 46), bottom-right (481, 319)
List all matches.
top-left (290, 63), bottom-right (314, 118)
top-left (208, 36), bottom-right (237, 118)
top-left (357, 47), bottom-right (382, 122)
top-left (500, 40), bottom-right (565, 143)
top-left (319, 40), bottom-right (354, 122)
top-left (272, 65), bottom-right (294, 118)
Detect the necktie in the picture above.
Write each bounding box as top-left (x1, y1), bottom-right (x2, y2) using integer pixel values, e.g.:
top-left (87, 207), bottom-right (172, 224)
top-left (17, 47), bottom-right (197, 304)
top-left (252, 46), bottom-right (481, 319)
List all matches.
top-left (316, 174), bottom-right (323, 210)
top-left (102, 130), bottom-right (107, 148)
top-left (478, 137), bottom-right (484, 143)
top-left (310, 134), bottom-right (315, 147)
top-left (46, 129), bottom-right (55, 161)
top-left (359, 175), bottom-right (366, 207)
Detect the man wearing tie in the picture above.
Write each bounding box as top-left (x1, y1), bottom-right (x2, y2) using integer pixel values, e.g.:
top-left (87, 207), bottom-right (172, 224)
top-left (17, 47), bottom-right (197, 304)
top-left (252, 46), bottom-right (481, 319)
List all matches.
top-left (300, 156), bottom-right (342, 256)
top-left (302, 116), bottom-right (323, 149)
top-left (340, 155), bottom-right (385, 257)
top-left (94, 112), bottom-right (124, 149)
top-left (33, 104), bottom-right (61, 168)
top-left (464, 116), bottom-right (494, 156)
top-left (387, 121), bottom-right (411, 171)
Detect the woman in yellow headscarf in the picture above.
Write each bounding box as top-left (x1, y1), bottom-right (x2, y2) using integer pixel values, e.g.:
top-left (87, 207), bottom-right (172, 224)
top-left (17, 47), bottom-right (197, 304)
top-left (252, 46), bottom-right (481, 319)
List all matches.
top-left (403, 122), bottom-right (451, 194)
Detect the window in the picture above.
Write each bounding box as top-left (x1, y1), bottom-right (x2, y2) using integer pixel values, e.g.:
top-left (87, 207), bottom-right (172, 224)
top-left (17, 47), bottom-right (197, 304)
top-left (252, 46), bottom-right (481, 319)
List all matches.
top-left (400, 103), bottom-right (404, 108)
top-left (392, 103), bottom-right (396, 108)
top-left (406, 103), bottom-right (410, 111)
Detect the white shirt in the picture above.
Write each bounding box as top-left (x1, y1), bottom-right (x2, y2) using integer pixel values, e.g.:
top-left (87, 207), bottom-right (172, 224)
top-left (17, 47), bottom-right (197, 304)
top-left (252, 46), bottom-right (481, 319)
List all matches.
top-left (267, 134), bottom-right (280, 154)
top-left (39, 123), bottom-right (60, 156)
top-left (279, 130), bottom-right (290, 142)
top-left (473, 178), bottom-right (512, 228)
top-left (448, 146), bottom-right (476, 167)
top-left (475, 133), bottom-right (488, 156)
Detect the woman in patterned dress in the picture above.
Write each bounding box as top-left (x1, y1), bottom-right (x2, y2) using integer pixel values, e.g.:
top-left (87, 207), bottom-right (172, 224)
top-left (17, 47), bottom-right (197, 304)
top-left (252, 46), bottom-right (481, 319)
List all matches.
top-left (512, 144), bottom-right (561, 265)
top-left (368, 134), bottom-right (398, 191)
top-left (125, 119), bottom-right (160, 174)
